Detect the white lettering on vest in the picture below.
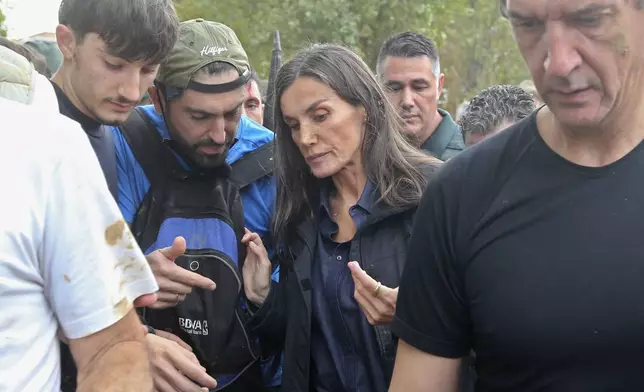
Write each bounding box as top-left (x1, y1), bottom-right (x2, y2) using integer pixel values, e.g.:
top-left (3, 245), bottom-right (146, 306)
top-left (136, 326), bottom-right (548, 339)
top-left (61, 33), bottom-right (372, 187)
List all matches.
top-left (178, 318), bottom-right (209, 336)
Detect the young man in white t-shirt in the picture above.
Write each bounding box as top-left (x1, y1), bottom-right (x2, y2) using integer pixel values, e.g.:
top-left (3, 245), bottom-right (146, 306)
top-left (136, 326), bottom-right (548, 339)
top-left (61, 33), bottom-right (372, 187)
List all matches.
top-left (0, 97), bottom-right (160, 391)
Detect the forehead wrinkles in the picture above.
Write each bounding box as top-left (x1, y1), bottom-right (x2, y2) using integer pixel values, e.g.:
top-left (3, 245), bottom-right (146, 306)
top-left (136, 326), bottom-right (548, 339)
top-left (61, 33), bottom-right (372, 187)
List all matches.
top-left (544, 0), bottom-right (570, 19)
top-left (508, 0), bottom-right (562, 19)
top-left (510, 0), bottom-right (614, 19)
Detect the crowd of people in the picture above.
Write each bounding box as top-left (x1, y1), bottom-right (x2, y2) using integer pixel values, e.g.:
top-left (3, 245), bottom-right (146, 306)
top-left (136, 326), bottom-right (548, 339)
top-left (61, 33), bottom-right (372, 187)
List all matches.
top-left (2, 0), bottom-right (644, 391)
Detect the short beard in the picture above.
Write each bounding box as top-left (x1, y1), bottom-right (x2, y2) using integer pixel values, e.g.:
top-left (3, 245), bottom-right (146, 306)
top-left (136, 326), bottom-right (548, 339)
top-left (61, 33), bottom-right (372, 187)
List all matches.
top-left (191, 146), bottom-right (229, 168)
top-left (166, 121), bottom-right (231, 169)
top-left (101, 118), bottom-right (127, 127)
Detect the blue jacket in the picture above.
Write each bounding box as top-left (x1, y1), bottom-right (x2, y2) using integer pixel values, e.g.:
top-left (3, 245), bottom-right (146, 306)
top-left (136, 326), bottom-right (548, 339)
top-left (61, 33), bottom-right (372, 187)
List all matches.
top-left (112, 105), bottom-right (275, 240)
top-left (111, 105), bottom-right (281, 386)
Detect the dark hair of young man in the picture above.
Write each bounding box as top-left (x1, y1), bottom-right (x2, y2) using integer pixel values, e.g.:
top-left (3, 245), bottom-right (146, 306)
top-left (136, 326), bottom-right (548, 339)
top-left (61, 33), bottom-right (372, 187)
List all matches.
top-left (58, 0), bottom-right (179, 64)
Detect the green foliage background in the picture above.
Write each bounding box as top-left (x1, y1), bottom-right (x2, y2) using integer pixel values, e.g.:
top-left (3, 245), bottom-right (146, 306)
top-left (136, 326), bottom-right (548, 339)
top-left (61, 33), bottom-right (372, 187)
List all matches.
top-left (0, 7), bottom-right (8, 38)
top-left (175, 0), bottom-right (530, 113)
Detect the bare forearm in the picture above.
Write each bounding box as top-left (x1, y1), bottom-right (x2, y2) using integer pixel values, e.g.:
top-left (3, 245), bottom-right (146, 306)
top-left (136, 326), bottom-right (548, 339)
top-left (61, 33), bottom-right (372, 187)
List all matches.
top-left (76, 340), bottom-right (152, 392)
top-left (389, 340), bottom-right (461, 392)
top-left (70, 310), bottom-right (153, 392)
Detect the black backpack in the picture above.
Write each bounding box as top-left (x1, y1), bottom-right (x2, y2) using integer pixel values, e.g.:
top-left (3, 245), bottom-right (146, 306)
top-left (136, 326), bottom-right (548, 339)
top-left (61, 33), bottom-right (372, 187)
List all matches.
top-left (119, 109), bottom-right (273, 383)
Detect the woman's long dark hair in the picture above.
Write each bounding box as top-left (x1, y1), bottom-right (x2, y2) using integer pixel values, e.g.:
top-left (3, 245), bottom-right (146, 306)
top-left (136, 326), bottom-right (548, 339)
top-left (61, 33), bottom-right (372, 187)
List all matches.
top-left (271, 44), bottom-right (440, 246)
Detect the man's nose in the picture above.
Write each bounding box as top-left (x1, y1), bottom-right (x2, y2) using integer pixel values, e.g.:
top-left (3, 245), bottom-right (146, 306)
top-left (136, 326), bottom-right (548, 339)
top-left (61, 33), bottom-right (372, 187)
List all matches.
top-left (207, 117), bottom-right (227, 145)
top-left (117, 70), bottom-right (142, 103)
top-left (543, 23), bottom-right (583, 79)
top-left (401, 87), bottom-right (415, 109)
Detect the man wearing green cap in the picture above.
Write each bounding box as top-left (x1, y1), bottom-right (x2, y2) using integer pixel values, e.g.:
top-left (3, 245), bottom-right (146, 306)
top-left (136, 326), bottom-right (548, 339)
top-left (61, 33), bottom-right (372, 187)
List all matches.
top-left (111, 19), bottom-right (278, 392)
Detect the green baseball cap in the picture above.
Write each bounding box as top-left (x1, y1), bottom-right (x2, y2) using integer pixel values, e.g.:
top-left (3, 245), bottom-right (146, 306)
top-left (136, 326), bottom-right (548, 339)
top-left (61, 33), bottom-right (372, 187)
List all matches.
top-left (156, 19), bottom-right (250, 94)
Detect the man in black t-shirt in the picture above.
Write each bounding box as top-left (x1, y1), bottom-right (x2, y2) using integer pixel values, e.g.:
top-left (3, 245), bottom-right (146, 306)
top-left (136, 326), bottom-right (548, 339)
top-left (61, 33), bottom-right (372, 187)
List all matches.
top-left (390, 1), bottom-right (644, 391)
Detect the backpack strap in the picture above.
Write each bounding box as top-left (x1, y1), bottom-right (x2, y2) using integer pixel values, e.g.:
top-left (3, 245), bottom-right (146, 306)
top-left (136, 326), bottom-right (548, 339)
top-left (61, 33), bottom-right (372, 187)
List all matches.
top-left (118, 108), bottom-right (187, 249)
top-left (229, 140), bottom-right (275, 189)
top-left (97, 124), bottom-right (119, 202)
top-left (118, 108), bottom-right (184, 187)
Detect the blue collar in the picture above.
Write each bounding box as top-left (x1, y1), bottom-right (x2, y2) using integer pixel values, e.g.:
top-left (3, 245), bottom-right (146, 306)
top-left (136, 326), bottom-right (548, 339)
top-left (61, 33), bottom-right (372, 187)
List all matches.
top-left (319, 180), bottom-right (378, 219)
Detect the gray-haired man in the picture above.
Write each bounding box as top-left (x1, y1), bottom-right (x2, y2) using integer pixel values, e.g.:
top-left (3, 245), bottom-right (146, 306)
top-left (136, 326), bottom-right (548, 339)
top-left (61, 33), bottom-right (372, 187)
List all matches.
top-left (377, 32), bottom-right (465, 161)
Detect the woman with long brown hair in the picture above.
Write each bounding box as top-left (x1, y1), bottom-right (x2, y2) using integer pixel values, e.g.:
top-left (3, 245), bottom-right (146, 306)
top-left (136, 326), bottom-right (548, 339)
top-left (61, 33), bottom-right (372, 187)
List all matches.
top-left (242, 44), bottom-right (441, 392)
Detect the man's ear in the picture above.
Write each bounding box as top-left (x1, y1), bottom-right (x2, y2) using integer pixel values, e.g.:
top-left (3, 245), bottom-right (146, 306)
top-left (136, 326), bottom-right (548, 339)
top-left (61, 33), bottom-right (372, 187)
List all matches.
top-left (148, 86), bottom-right (164, 114)
top-left (437, 73), bottom-right (445, 98)
top-left (56, 24), bottom-right (77, 61)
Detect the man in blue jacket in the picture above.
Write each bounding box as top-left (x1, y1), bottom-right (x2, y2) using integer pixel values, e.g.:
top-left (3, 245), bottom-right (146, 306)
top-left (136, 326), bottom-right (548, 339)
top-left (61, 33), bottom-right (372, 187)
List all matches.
top-left (111, 19), bottom-right (280, 392)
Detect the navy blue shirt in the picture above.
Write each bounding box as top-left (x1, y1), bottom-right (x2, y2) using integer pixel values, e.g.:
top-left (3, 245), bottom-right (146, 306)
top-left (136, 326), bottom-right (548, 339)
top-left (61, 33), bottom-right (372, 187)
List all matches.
top-left (310, 182), bottom-right (388, 392)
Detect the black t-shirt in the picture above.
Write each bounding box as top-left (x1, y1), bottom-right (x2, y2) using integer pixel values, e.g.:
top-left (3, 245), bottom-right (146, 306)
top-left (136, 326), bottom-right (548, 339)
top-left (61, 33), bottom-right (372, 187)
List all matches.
top-left (393, 111), bottom-right (644, 391)
top-left (51, 81), bottom-right (118, 200)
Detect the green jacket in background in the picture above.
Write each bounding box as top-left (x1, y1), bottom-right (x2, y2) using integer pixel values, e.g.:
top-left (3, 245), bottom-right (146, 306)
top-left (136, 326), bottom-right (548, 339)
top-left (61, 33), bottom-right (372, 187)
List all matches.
top-left (421, 108), bottom-right (466, 161)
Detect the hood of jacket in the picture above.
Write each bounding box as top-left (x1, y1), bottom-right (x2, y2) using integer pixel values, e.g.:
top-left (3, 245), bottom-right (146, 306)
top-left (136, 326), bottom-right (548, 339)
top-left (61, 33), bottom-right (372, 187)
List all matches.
top-left (0, 45), bottom-right (33, 105)
top-left (0, 46), bottom-right (59, 111)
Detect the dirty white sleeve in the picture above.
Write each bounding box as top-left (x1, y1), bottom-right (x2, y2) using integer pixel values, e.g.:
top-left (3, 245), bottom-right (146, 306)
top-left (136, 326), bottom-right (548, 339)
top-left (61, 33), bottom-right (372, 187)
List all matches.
top-left (41, 125), bottom-right (158, 340)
